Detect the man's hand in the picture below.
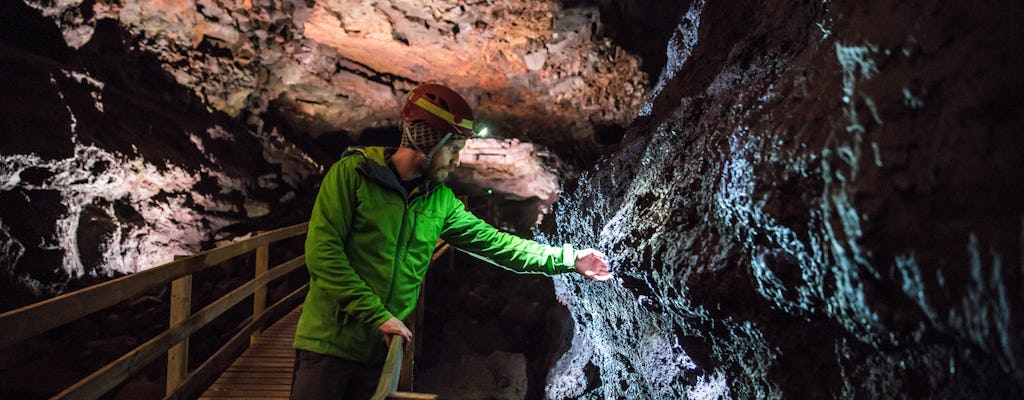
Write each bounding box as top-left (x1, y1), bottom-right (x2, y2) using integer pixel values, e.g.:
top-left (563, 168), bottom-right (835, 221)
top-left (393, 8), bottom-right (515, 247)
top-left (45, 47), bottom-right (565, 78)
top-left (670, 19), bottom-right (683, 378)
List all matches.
top-left (379, 316), bottom-right (413, 349)
top-left (574, 248), bottom-right (612, 281)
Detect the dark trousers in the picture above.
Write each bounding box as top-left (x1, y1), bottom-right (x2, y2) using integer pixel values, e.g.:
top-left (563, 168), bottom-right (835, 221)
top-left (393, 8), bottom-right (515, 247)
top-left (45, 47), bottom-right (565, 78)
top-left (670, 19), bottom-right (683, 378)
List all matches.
top-left (290, 349), bottom-right (384, 400)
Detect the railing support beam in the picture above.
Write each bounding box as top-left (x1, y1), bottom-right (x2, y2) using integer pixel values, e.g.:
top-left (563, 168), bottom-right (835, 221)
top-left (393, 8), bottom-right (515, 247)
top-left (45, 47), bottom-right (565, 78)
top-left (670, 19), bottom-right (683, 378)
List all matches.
top-left (166, 256), bottom-right (192, 396)
top-left (252, 235), bottom-right (269, 345)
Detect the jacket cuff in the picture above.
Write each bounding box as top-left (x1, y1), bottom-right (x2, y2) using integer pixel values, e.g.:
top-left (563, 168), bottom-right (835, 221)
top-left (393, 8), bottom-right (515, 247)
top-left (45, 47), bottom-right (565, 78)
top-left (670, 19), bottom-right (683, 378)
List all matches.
top-left (559, 243), bottom-right (576, 274)
top-left (370, 310), bottom-right (394, 328)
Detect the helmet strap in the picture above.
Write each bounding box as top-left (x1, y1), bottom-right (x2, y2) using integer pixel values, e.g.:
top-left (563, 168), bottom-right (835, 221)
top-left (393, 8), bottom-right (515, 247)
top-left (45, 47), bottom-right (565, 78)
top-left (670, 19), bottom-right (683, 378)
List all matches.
top-left (420, 132), bottom-right (453, 172)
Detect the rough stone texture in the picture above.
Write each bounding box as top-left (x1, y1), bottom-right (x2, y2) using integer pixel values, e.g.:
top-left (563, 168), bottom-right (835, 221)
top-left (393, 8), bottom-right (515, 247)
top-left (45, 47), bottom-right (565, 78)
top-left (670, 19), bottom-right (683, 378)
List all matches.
top-left (2, 0), bottom-right (1023, 399)
top-left (418, 250), bottom-right (573, 400)
top-left (545, 0), bottom-right (1024, 398)
top-left (0, 1), bottom-right (322, 301)
top-left (417, 351), bottom-right (529, 400)
top-left (20, 0), bottom-right (646, 159)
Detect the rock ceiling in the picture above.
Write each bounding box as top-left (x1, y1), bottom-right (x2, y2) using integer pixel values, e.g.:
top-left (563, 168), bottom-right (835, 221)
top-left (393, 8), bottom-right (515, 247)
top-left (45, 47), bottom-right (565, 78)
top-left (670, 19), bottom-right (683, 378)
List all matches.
top-left (31, 0), bottom-right (648, 152)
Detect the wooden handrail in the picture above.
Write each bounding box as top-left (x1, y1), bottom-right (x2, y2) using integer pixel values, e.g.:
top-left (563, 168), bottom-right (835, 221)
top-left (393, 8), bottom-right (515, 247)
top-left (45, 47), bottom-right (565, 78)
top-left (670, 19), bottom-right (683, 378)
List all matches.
top-left (372, 337), bottom-right (406, 400)
top-left (163, 283), bottom-right (309, 400)
top-left (0, 223), bottom-right (308, 349)
top-left (3, 222), bottom-right (455, 400)
top-left (52, 255), bottom-right (307, 400)
top-left (0, 222), bottom-right (308, 400)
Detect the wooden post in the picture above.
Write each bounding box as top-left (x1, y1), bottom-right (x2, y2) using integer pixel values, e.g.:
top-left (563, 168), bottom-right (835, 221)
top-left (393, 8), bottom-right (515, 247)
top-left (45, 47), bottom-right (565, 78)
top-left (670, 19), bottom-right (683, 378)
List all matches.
top-left (398, 284), bottom-right (425, 391)
top-left (166, 256), bottom-right (192, 396)
top-left (251, 234), bottom-right (269, 344)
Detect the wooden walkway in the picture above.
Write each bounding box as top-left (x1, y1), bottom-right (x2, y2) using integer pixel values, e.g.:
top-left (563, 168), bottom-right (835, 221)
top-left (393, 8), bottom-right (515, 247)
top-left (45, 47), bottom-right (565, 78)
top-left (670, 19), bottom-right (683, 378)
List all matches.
top-left (199, 307), bottom-right (301, 400)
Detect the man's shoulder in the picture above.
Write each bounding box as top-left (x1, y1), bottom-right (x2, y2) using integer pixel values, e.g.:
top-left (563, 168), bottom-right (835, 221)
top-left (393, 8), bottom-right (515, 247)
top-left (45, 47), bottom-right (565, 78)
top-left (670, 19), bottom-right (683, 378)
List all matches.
top-left (340, 146), bottom-right (376, 161)
top-left (425, 184), bottom-right (460, 208)
top-left (333, 146), bottom-right (387, 168)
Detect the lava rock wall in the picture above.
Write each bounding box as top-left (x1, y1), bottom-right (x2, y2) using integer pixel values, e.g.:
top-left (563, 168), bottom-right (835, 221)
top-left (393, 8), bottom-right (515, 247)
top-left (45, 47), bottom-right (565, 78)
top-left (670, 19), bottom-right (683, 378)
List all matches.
top-left (544, 0), bottom-right (1023, 398)
top-left (13, 0), bottom-right (647, 163)
top-left (0, 1), bottom-right (321, 304)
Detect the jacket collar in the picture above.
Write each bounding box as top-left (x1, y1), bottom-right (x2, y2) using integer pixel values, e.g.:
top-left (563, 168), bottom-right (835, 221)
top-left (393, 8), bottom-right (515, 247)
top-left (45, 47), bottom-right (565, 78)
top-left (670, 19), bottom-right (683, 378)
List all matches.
top-left (343, 146), bottom-right (440, 199)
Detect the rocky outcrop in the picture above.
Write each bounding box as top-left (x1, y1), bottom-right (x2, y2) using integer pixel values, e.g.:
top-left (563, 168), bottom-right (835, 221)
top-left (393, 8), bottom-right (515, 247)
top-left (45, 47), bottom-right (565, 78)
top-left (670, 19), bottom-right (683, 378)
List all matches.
top-left (546, 0), bottom-right (1023, 398)
top-left (0, 1), bottom-right (321, 300)
top-left (21, 0), bottom-right (646, 155)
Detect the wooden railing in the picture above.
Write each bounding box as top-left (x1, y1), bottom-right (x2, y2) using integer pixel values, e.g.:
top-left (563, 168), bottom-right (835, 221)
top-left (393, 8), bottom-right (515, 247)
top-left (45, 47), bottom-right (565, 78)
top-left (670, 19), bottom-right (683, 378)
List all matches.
top-left (0, 223), bottom-right (310, 400)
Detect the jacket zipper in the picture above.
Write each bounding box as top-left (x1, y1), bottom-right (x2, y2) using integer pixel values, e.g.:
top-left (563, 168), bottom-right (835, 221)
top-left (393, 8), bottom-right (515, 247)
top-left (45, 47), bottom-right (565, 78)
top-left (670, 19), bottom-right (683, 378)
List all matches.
top-left (384, 201), bottom-right (410, 307)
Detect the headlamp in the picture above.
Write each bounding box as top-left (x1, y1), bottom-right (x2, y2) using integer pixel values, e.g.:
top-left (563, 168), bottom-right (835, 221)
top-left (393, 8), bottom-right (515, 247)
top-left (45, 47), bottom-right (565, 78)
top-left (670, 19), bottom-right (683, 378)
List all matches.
top-left (473, 124), bottom-right (490, 138)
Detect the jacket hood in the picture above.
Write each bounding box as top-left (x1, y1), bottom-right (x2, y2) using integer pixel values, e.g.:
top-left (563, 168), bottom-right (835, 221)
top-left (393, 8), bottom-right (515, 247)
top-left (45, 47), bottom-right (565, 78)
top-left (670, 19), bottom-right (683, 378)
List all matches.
top-left (342, 146), bottom-right (439, 198)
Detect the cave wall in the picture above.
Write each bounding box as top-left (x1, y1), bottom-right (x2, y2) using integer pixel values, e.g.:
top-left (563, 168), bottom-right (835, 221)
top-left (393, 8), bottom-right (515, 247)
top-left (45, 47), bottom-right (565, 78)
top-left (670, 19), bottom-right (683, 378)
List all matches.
top-left (3, 0), bottom-right (1023, 398)
top-left (545, 0), bottom-right (1023, 398)
top-left (0, 1), bottom-right (322, 304)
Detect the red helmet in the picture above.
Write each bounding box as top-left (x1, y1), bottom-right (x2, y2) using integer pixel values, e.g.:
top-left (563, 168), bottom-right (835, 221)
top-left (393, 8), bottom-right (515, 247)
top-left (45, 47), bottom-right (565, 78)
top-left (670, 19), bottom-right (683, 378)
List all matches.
top-left (401, 83), bottom-right (476, 138)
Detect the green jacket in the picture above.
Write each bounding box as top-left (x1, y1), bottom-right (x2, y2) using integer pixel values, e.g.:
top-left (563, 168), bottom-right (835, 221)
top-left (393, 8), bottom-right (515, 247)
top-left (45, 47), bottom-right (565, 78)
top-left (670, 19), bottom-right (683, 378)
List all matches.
top-left (294, 146), bottom-right (576, 363)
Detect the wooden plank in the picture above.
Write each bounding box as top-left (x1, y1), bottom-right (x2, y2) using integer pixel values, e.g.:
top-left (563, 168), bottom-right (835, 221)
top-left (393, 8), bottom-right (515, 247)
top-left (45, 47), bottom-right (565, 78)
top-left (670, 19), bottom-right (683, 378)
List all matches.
top-left (224, 365), bottom-right (293, 370)
top-left (234, 358), bottom-right (294, 364)
top-left (0, 223), bottom-right (307, 349)
top-left (232, 354), bottom-right (294, 359)
top-left (199, 397), bottom-right (289, 399)
top-left (166, 292), bottom-right (305, 400)
top-left (196, 390), bottom-right (291, 397)
top-left (188, 305), bottom-right (301, 400)
top-left (243, 346), bottom-right (292, 351)
top-left (232, 353), bottom-right (292, 360)
top-left (211, 378), bottom-right (292, 385)
top-left (245, 344), bottom-right (294, 352)
top-left (215, 371), bottom-right (293, 378)
top-left (214, 376), bottom-right (292, 383)
top-left (199, 397), bottom-right (289, 400)
top-left (200, 396), bottom-right (289, 400)
top-left (222, 370), bottom-right (292, 374)
top-left (205, 385), bottom-right (293, 391)
top-left (388, 392), bottom-right (438, 400)
top-left (54, 258), bottom-right (306, 400)
top-left (234, 355), bottom-right (295, 361)
top-left (222, 364), bottom-right (293, 370)
top-left (211, 380), bottom-right (292, 386)
top-left (166, 271), bottom-right (192, 395)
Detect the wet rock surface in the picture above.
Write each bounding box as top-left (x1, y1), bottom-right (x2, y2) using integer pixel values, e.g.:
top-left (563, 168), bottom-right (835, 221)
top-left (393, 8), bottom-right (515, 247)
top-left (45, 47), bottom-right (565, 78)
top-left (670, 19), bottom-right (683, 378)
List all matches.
top-left (545, 0), bottom-right (1023, 398)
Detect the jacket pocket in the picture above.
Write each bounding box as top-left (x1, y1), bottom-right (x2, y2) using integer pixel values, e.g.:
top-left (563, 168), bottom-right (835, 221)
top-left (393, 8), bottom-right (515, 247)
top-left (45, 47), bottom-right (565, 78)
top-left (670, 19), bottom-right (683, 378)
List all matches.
top-left (336, 310), bottom-right (387, 363)
top-left (412, 209), bottom-right (444, 245)
top-left (295, 284), bottom-right (340, 342)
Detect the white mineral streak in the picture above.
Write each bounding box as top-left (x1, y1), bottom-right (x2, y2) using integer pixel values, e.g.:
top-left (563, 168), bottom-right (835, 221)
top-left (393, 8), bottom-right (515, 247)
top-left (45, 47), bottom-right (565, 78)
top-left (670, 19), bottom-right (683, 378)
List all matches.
top-left (0, 144), bottom-right (236, 293)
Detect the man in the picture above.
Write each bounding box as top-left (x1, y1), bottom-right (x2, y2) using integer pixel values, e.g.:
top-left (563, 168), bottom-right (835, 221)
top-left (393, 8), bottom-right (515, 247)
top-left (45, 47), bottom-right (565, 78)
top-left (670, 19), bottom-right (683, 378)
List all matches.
top-left (291, 83), bottom-right (611, 399)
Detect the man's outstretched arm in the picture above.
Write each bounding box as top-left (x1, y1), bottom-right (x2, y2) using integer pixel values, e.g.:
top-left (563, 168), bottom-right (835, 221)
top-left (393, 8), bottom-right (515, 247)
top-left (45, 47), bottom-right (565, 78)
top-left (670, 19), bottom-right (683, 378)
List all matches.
top-left (440, 196), bottom-right (611, 280)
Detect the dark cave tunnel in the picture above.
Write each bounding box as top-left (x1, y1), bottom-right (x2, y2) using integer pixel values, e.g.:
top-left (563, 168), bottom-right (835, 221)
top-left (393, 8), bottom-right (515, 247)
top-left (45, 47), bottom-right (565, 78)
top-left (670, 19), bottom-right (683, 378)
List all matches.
top-left (2, 0), bottom-right (1024, 399)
